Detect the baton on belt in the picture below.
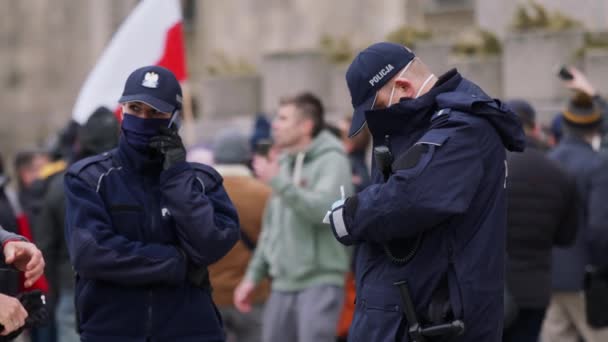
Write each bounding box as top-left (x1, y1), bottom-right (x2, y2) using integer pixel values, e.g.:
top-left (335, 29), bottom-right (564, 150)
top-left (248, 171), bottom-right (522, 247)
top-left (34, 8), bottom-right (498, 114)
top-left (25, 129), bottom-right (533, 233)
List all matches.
top-left (394, 281), bottom-right (465, 342)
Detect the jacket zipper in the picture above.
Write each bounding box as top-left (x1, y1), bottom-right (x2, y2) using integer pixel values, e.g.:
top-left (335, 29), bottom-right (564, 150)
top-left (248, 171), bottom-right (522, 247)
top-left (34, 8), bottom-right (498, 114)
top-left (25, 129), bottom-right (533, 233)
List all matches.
top-left (145, 177), bottom-right (155, 338)
top-left (447, 244), bottom-right (464, 319)
top-left (146, 290), bottom-right (153, 338)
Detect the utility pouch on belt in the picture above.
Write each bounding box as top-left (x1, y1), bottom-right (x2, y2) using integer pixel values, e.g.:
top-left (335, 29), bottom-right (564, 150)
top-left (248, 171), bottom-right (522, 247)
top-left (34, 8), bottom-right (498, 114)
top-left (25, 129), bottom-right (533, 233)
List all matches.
top-left (394, 281), bottom-right (464, 342)
top-left (585, 265), bottom-right (608, 328)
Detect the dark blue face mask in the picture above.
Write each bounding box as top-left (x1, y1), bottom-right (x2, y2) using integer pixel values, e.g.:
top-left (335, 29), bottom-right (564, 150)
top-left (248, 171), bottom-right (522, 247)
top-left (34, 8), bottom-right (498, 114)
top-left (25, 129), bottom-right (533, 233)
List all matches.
top-left (364, 94), bottom-right (437, 138)
top-left (121, 114), bottom-right (170, 152)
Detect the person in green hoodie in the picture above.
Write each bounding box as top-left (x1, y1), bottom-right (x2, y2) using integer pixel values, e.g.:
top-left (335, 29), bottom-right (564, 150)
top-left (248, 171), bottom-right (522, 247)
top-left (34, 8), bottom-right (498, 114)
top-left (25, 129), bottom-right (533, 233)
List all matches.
top-left (234, 92), bottom-right (353, 342)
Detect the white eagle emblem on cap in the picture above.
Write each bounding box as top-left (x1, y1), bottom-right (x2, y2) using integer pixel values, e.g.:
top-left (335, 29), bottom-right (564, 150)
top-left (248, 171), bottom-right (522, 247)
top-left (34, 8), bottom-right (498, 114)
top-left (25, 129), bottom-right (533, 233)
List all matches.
top-left (142, 72), bottom-right (159, 88)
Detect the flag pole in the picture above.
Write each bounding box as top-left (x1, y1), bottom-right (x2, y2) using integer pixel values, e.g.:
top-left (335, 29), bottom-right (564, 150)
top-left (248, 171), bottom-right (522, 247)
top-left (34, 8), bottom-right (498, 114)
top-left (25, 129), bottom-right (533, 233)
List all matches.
top-left (180, 80), bottom-right (196, 146)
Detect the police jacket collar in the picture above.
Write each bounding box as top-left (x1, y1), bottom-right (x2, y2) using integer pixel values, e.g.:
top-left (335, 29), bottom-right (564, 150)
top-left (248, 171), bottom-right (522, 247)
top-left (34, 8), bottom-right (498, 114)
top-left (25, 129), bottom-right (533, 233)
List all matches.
top-left (434, 76), bottom-right (526, 153)
top-left (365, 69), bottom-right (462, 139)
top-left (116, 135), bottom-right (163, 175)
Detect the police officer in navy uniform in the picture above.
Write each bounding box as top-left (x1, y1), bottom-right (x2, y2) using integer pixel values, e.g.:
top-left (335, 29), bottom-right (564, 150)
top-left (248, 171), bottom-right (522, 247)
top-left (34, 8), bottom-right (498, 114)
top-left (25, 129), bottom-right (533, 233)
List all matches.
top-left (325, 42), bottom-right (526, 341)
top-left (64, 65), bottom-right (240, 342)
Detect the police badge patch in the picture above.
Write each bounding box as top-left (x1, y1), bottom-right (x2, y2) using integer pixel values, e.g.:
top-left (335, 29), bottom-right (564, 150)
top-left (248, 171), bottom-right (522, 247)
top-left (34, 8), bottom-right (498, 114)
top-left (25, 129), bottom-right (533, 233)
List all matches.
top-left (142, 72), bottom-right (159, 88)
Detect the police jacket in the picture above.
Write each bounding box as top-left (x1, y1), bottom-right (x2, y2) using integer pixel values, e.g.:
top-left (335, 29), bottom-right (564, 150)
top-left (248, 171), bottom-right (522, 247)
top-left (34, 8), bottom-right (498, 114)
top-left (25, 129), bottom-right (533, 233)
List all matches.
top-left (548, 136), bottom-right (608, 291)
top-left (330, 70), bottom-right (525, 342)
top-left (506, 137), bottom-right (578, 308)
top-left (64, 137), bottom-right (240, 342)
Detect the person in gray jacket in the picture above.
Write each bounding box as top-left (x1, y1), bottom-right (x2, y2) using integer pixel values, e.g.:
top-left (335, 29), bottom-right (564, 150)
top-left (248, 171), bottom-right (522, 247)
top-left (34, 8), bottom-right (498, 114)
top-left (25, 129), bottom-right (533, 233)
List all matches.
top-left (0, 227), bottom-right (45, 336)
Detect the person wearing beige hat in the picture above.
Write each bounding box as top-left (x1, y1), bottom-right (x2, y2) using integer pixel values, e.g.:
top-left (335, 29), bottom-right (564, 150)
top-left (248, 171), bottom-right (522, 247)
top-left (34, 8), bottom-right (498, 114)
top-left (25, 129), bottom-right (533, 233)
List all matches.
top-left (541, 92), bottom-right (608, 342)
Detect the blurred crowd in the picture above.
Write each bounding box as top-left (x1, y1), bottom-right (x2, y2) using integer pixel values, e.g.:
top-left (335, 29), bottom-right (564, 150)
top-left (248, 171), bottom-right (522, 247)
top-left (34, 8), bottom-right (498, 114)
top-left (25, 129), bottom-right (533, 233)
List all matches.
top-left (1, 64), bottom-right (608, 342)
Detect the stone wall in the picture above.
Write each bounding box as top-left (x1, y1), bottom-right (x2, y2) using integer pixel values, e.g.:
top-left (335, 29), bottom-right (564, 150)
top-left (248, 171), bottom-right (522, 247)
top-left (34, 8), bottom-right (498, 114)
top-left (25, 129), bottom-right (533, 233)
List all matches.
top-left (449, 55), bottom-right (502, 98)
top-left (0, 0), bottom-right (137, 163)
top-left (3, 0), bottom-right (608, 156)
top-left (476, 0), bottom-right (608, 39)
top-left (503, 30), bottom-right (584, 101)
top-left (194, 0), bottom-right (409, 70)
top-left (585, 49), bottom-right (608, 96)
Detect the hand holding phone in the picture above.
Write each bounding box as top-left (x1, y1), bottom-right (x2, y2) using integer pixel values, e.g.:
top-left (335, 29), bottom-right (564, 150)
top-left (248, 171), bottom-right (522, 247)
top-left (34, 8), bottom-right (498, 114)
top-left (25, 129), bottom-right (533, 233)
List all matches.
top-left (557, 65), bottom-right (574, 81)
top-left (557, 65), bottom-right (597, 96)
top-left (254, 139), bottom-right (273, 157)
top-left (167, 110), bottom-right (182, 130)
top-left (149, 126), bottom-right (186, 170)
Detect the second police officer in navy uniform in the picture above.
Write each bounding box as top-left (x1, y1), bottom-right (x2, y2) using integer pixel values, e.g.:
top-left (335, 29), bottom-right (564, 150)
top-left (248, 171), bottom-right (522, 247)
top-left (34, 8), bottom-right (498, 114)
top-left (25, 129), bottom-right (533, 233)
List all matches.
top-left (326, 42), bottom-right (526, 341)
top-left (64, 66), bottom-right (240, 342)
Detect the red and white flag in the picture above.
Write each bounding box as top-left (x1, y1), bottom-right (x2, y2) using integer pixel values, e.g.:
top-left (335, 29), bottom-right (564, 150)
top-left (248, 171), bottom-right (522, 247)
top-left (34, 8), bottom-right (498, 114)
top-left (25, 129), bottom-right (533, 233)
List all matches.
top-left (72, 0), bottom-right (187, 124)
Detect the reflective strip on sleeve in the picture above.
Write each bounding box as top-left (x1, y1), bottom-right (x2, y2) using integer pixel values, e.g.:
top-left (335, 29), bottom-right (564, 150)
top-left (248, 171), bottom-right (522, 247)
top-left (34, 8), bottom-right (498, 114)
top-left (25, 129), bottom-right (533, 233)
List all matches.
top-left (332, 207), bottom-right (349, 238)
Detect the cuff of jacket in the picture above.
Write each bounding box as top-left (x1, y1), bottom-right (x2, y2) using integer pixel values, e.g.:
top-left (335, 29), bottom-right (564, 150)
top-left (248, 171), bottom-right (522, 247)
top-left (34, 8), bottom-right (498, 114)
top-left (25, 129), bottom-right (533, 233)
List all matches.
top-left (330, 196), bottom-right (357, 246)
top-left (160, 161), bottom-right (192, 183)
top-left (2, 237), bottom-right (27, 249)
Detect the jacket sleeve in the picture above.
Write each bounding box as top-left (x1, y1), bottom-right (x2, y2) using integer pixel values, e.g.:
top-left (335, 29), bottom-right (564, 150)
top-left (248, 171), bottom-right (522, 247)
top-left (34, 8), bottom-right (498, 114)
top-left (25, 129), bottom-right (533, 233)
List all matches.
top-left (335, 126), bottom-right (484, 245)
top-left (553, 172), bottom-right (579, 246)
top-left (64, 172), bottom-right (187, 286)
top-left (31, 175), bottom-right (63, 293)
top-left (244, 205), bottom-right (271, 284)
top-left (0, 226), bottom-right (26, 247)
top-left (269, 151), bottom-right (354, 226)
top-left (587, 158), bottom-right (608, 264)
top-left (160, 162), bottom-right (240, 267)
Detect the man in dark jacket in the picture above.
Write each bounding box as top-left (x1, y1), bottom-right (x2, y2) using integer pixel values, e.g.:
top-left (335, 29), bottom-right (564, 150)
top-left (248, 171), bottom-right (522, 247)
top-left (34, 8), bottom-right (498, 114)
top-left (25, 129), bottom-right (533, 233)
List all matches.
top-left (33, 107), bottom-right (119, 342)
top-left (325, 42), bottom-right (525, 341)
top-left (503, 99), bottom-right (578, 342)
top-left (541, 92), bottom-right (608, 341)
top-left (64, 65), bottom-right (240, 342)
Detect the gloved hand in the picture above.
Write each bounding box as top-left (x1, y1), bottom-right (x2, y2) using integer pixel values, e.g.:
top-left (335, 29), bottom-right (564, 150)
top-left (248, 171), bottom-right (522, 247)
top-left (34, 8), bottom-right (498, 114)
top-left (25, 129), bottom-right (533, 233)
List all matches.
top-left (149, 126), bottom-right (186, 171)
top-left (188, 266), bottom-right (211, 289)
top-left (0, 290), bottom-right (48, 341)
top-left (175, 247), bottom-right (212, 290)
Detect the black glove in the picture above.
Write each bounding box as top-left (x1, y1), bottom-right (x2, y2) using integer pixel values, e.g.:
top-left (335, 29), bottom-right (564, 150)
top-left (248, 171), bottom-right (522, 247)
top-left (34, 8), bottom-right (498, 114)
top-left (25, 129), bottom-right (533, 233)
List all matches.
top-left (175, 247), bottom-right (212, 290)
top-left (0, 290), bottom-right (49, 341)
top-left (149, 126), bottom-right (186, 171)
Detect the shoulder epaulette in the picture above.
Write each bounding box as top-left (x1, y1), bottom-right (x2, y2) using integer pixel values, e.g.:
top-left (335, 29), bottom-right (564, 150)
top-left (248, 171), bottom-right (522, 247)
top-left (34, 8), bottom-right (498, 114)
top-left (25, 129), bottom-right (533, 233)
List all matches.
top-left (67, 151), bottom-right (117, 190)
top-left (431, 108), bottom-right (452, 122)
top-left (68, 152), bottom-right (113, 175)
top-left (190, 163), bottom-right (223, 193)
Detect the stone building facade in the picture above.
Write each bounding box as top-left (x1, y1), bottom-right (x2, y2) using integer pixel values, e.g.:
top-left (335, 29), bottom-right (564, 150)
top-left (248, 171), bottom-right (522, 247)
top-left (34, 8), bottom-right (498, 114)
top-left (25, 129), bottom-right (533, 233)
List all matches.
top-left (1, 0), bottom-right (607, 156)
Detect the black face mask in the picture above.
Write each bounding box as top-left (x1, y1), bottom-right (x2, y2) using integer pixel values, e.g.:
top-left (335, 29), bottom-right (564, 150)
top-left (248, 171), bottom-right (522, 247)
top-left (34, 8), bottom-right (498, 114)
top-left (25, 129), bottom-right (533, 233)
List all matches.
top-left (121, 114), bottom-right (170, 152)
top-left (364, 94), bottom-right (438, 138)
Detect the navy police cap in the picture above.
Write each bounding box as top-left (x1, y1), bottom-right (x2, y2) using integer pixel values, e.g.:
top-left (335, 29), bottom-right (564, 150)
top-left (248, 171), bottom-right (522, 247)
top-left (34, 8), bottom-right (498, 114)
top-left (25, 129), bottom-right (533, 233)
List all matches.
top-left (119, 65), bottom-right (183, 113)
top-left (345, 42), bottom-right (415, 137)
